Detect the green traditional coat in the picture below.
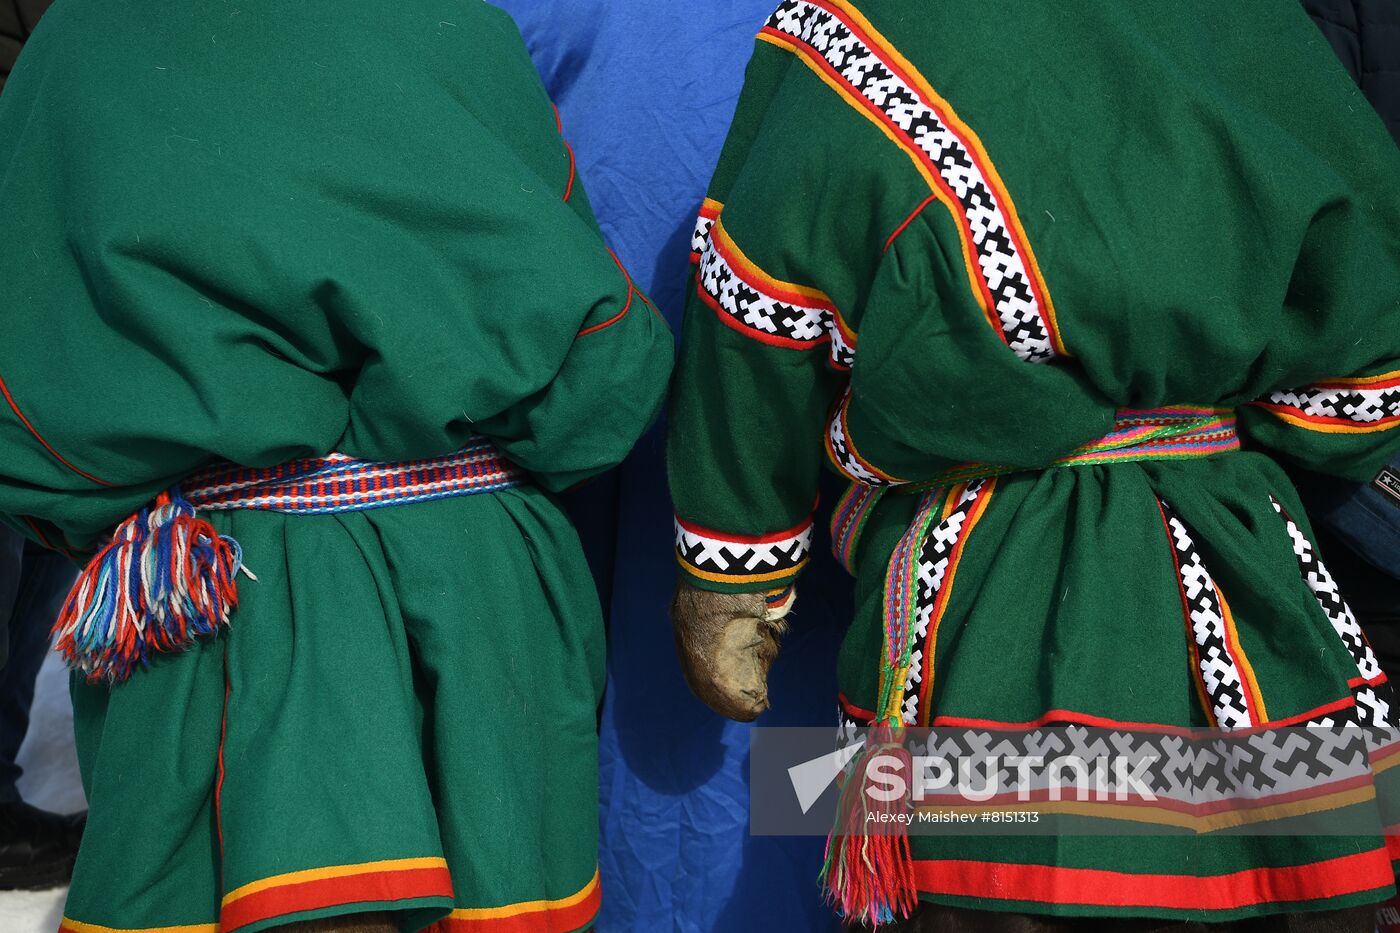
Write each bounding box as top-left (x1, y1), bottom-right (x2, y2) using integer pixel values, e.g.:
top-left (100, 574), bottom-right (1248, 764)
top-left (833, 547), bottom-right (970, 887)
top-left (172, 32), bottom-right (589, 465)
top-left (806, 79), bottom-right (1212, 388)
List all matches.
top-left (0, 2), bottom-right (672, 931)
top-left (668, 0), bottom-right (1400, 921)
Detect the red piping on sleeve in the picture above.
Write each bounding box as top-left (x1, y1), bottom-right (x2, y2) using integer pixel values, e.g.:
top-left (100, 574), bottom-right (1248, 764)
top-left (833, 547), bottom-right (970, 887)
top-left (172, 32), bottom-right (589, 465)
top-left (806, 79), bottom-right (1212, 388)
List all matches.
top-left (551, 103), bottom-right (577, 203)
top-left (577, 250), bottom-right (636, 338)
top-left (0, 372), bottom-right (114, 487)
top-left (883, 193), bottom-right (939, 254)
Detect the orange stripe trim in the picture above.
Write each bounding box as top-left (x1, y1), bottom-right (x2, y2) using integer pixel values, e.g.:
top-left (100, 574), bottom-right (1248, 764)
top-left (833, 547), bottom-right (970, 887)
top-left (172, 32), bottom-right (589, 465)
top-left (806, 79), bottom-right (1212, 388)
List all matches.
top-left (916, 480), bottom-right (995, 723)
top-left (0, 371), bottom-right (115, 486)
top-left (756, 29), bottom-right (1001, 341)
top-left (840, 400), bottom-right (907, 481)
top-left (431, 869), bottom-right (601, 932)
top-left (820, 0), bottom-right (1066, 357)
top-left (712, 222), bottom-right (837, 309)
top-left (678, 555), bottom-right (811, 586)
top-left (1309, 370), bottom-right (1400, 389)
top-left (1253, 404), bottom-right (1400, 434)
top-left (697, 280), bottom-right (828, 351)
top-left (220, 859), bottom-right (452, 932)
top-left (221, 856), bottom-right (449, 907)
top-left (1217, 588), bottom-right (1267, 725)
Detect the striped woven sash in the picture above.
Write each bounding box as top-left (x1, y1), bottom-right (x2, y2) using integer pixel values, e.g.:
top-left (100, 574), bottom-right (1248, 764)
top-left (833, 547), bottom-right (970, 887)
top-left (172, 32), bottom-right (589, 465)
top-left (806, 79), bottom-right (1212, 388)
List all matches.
top-left (52, 438), bottom-right (524, 683)
top-left (830, 407), bottom-right (1238, 726)
top-left (183, 438), bottom-right (524, 514)
top-left (831, 407), bottom-right (1237, 576)
top-left (819, 408), bottom-right (1238, 927)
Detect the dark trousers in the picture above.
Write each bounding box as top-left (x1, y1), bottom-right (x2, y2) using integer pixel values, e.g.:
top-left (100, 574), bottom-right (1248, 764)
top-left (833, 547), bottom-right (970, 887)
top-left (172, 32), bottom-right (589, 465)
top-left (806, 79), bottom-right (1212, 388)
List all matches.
top-left (0, 526), bottom-right (76, 803)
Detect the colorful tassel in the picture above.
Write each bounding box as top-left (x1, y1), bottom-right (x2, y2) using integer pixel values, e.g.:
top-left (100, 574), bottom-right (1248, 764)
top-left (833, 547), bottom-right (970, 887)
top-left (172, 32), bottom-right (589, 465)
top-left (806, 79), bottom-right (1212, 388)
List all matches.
top-left (820, 723), bottom-right (919, 927)
top-left (52, 489), bottom-right (245, 683)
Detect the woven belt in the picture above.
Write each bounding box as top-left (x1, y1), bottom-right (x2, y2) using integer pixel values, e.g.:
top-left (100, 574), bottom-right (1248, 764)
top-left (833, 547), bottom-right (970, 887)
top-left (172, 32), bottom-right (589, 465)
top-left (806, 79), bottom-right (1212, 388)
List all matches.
top-left (52, 438), bottom-right (524, 683)
top-left (831, 407), bottom-right (1237, 574)
top-left (183, 438), bottom-right (524, 514)
top-left (828, 406), bottom-right (1238, 727)
top-left (820, 407), bottom-right (1238, 925)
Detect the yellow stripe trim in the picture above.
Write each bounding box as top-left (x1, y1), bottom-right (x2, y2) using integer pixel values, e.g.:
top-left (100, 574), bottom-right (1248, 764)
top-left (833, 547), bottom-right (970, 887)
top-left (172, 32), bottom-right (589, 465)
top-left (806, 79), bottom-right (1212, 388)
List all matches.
top-left (819, 0), bottom-right (1067, 356)
top-left (1375, 746), bottom-right (1400, 775)
top-left (222, 856), bottom-right (448, 907)
top-left (839, 401), bottom-right (906, 485)
top-left (701, 197), bottom-right (725, 215)
top-left (914, 784), bottom-right (1376, 832)
top-left (60, 921), bottom-right (217, 933)
top-left (712, 220), bottom-right (835, 307)
top-left (755, 30), bottom-right (994, 333)
top-left (914, 481), bottom-right (995, 724)
top-left (1218, 589), bottom-right (1269, 724)
top-left (1261, 408), bottom-right (1400, 435)
top-left (445, 869), bottom-right (600, 920)
top-left (678, 555), bottom-right (810, 586)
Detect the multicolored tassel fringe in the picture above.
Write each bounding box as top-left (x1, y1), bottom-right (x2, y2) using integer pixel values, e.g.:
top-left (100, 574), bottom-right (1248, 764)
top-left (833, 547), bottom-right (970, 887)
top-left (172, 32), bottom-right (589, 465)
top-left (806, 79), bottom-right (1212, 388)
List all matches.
top-left (52, 490), bottom-right (244, 683)
top-left (819, 723), bottom-right (919, 927)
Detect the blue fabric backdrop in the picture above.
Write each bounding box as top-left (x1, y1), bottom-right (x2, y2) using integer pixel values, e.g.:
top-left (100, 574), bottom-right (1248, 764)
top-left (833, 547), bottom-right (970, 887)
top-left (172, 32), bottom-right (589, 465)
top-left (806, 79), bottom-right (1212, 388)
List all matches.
top-left (489, 4), bottom-right (848, 931)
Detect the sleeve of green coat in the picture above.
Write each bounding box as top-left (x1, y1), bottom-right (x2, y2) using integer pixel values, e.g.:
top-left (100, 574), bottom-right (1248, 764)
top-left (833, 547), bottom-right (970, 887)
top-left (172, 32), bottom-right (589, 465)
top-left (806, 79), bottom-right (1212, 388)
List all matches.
top-left (666, 36), bottom-right (927, 594)
top-left (1238, 161), bottom-right (1400, 482)
top-left (314, 11), bottom-right (673, 493)
top-left (331, 133), bottom-right (674, 493)
top-left (0, 0), bottom-right (671, 549)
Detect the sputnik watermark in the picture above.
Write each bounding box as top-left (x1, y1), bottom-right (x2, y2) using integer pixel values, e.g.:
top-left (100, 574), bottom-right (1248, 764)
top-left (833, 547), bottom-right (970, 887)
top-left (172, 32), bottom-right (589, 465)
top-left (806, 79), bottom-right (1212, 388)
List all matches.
top-left (859, 753), bottom-right (1160, 803)
top-left (749, 724), bottom-right (1397, 837)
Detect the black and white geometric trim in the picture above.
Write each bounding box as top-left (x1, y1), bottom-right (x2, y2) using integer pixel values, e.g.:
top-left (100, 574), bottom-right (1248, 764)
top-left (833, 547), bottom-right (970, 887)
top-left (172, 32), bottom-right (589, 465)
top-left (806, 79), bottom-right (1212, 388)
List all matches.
top-left (901, 480), bottom-right (989, 725)
top-left (826, 390), bottom-right (896, 485)
top-left (1270, 496), bottom-right (1394, 728)
top-left (675, 516), bottom-right (814, 583)
top-left (697, 235), bottom-right (831, 345)
top-left (1159, 500), bottom-right (1256, 731)
top-left (692, 214), bottom-right (717, 258)
top-left (763, 0), bottom-right (1058, 363)
top-left (1264, 380), bottom-right (1400, 428)
top-left (694, 215), bottom-right (856, 370)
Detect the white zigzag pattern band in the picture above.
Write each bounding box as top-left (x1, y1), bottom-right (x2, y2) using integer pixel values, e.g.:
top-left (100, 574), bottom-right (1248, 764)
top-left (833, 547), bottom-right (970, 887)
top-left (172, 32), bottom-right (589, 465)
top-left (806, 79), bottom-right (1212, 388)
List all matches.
top-left (1265, 382), bottom-right (1400, 427)
top-left (692, 214), bottom-right (716, 257)
top-left (1160, 501), bottom-right (1255, 731)
top-left (675, 519), bottom-right (814, 579)
top-left (901, 480), bottom-right (987, 725)
top-left (1269, 496), bottom-right (1393, 728)
top-left (765, 0), bottom-right (1056, 363)
top-left (827, 390), bottom-right (892, 485)
top-left (694, 216), bottom-right (854, 370)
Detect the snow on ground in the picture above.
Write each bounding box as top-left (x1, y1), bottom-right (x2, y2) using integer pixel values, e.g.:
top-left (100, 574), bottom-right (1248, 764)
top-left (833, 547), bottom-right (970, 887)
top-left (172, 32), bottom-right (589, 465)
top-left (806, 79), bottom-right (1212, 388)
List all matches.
top-left (0, 651), bottom-right (85, 932)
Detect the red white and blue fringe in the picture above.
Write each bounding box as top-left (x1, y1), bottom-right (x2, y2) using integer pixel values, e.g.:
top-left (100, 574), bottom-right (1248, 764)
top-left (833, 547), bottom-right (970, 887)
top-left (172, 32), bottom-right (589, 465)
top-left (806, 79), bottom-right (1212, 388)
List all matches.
top-left (52, 439), bottom-right (523, 683)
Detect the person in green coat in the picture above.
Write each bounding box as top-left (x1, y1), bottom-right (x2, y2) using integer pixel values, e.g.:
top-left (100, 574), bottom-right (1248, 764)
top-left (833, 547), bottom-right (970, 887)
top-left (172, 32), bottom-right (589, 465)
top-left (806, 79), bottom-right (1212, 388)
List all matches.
top-left (0, 2), bottom-right (672, 932)
top-left (667, 1), bottom-right (1400, 930)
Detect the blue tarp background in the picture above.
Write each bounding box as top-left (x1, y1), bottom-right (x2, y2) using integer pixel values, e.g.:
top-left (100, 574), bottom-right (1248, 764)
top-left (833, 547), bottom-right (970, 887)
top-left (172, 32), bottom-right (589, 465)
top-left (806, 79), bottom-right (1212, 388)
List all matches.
top-left (489, 4), bottom-right (848, 931)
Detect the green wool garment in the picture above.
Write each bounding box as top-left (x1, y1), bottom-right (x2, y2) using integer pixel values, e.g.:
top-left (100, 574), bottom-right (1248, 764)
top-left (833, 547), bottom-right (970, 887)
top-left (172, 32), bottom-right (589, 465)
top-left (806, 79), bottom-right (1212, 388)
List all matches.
top-left (0, 2), bottom-right (671, 931)
top-left (668, 0), bottom-right (1400, 921)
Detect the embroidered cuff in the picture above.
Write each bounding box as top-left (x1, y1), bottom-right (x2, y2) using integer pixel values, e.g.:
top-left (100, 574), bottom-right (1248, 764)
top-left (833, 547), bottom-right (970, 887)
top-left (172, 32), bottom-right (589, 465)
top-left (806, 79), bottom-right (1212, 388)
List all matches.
top-left (674, 515), bottom-right (813, 592)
